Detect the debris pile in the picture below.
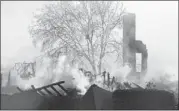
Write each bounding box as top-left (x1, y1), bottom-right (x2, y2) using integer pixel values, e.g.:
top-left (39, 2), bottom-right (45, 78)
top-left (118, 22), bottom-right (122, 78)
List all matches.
top-left (1, 81), bottom-right (177, 110)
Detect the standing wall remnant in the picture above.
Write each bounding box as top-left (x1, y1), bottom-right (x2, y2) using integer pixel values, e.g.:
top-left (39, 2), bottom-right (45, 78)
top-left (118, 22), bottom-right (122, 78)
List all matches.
top-left (122, 13), bottom-right (148, 77)
top-left (123, 13), bottom-right (136, 69)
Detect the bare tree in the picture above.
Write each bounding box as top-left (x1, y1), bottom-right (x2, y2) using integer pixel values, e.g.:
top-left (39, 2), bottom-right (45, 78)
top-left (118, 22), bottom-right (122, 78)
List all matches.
top-left (29, 1), bottom-right (125, 81)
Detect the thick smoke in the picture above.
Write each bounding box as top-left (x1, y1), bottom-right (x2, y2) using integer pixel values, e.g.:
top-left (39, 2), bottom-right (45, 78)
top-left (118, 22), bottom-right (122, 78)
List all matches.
top-left (12, 55), bottom-right (90, 95)
top-left (2, 52), bottom-right (178, 96)
top-left (111, 65), bottom-right (132, 83)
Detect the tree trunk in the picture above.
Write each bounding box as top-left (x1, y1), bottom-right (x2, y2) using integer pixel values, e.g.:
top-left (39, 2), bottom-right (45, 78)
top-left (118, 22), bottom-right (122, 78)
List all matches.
top-left (85, 56), bottom-right (97, 81)
top-left (98, 52), bottom-right (104, 76)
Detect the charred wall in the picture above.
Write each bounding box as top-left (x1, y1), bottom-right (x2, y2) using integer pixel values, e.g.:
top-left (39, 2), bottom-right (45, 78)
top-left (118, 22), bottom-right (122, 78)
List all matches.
top-left (123, 13), bottom-right (148, 74)
top-left (123, 13), bottom-right (136, 69)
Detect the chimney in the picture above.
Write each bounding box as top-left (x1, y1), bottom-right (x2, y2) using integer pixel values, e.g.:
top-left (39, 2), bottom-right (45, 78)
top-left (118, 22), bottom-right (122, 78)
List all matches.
top-left (123, 13), bottom-right (148, 77)
top-left (123, 13), bottom-right (136, 70)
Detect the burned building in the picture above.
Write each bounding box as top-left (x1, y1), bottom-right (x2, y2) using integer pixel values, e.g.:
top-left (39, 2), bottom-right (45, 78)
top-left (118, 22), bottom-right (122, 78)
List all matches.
top-left (122, 13), bottom-right (148, 78)
top-left (1, 81), bottom-right (176, 110)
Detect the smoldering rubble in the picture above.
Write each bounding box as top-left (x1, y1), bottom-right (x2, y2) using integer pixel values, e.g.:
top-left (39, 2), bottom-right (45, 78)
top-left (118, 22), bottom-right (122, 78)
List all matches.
top-left (1, 54), bottom-right (178, 110)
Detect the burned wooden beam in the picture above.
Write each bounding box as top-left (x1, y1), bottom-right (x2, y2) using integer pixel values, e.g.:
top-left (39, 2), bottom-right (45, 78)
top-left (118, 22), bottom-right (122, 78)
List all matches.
top-left (29, 81), bottom-right (66, 96)
top-left (17, 87), bottom-right (23, 92)
top-left (102, 71), bottom-right (106, 84)
top-left (111, 77), bottom-right (116, 84)
top-left (50, 85), bottom-right (63, 96)
top-left (124, 82), bottom-right (132, 89)
top-left (57, 84), bottom-right (69, 95)
top-left (43, 88), bottom-right (54, 96)
top-left (31, 85), bottom-right (46, 96)
top-left (31, 85), bottom-right (36, 90)
top-left (37, 90), bottom-right (46, 96)
top-left (107, 73), bottom-right (110, 87)
top-left (132, 82), bottom-right (144, 89)
top-left (37, 81), bottom-right (65, 91)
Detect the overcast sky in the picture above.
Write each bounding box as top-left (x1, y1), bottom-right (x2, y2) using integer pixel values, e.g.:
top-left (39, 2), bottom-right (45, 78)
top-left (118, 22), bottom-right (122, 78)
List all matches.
top-left (1, 1), bottom-right (178, 80)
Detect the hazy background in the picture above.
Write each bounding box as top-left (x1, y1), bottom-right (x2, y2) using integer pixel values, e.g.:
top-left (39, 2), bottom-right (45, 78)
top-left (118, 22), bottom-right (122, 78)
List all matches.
top-left (1, 1), bottom-right (178, 81)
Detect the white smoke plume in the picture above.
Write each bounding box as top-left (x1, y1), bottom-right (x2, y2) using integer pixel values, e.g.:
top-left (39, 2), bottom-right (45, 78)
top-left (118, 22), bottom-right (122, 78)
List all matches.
top-left (2, 52), bottom-right (178, 96)
top-left (12, 55), bottom-right (90, 95)
top-left (111, 65), bottom-right (132, 83)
